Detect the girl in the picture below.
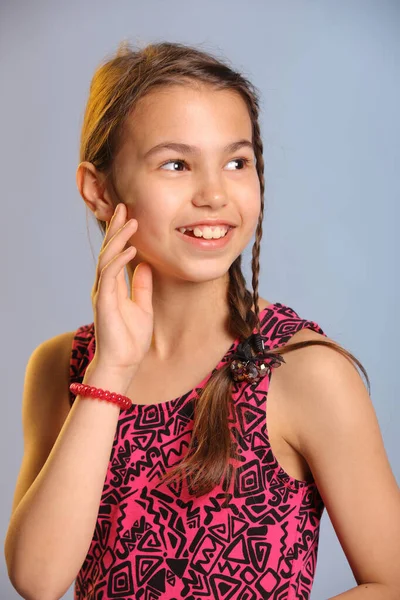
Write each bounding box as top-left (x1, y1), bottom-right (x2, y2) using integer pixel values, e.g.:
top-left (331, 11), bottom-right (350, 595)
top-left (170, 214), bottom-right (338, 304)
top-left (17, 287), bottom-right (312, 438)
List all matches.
top-left (5, 41), bottom-right (400, 600)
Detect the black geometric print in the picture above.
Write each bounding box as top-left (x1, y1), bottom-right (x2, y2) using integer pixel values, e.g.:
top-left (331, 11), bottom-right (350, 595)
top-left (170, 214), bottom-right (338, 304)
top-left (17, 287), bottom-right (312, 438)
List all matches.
top-left (69, 302), bottom-right (327, 599)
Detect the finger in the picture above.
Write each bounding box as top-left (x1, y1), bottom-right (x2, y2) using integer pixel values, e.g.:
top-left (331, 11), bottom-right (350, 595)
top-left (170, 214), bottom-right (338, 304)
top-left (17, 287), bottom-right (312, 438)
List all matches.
top-left (97, 246), bottom-right (135, 304)
top-left (117, 227), bottom-right (137, 304)
top-left (95, 213), bottom-right (137, 296)
top-left (104, 203), bottom-right (125, 246)
top-left (131, 262), bottom-right (153, 314)
top-left (117, 246), bottom-right (136, 303)
top-left (93, 204), bottom-right (124, 294)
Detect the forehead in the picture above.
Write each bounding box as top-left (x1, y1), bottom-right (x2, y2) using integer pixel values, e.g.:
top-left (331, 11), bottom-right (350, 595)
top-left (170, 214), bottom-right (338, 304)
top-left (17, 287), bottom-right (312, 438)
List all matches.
top-left (121, 84), bottom-right (253, 149)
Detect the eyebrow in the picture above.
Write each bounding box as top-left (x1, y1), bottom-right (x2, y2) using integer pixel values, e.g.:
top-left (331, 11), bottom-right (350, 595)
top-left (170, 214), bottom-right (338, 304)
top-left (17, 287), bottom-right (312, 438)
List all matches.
top-left (143, 139), bottom-right (254, 159)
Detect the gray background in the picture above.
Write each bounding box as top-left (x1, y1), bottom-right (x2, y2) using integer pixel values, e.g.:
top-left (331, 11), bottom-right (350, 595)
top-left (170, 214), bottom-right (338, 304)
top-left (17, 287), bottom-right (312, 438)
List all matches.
top-left (1, 0), bottom-right (399, 598)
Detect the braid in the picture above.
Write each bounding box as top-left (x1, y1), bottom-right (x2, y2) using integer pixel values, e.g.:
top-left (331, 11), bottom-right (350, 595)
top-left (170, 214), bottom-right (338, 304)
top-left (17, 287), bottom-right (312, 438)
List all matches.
top-left (227, 256), bottom-right (256, 339)
top-left (249, 93), bottom-right (266, 331)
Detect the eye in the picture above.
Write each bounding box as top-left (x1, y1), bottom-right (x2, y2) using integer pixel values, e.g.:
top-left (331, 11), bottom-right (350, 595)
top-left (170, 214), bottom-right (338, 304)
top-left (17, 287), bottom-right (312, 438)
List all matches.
top-left (226, 157), bottom-right (253, 170)
top-left (160, 159), bottom-right (188, 171)
top-left (159, 157), bottom-right (253, 171)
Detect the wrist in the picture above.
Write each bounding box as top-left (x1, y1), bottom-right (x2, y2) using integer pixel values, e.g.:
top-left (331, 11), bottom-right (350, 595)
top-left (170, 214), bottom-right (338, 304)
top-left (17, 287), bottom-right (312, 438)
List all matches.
top-left (83, 362), bottom-right (136, 397)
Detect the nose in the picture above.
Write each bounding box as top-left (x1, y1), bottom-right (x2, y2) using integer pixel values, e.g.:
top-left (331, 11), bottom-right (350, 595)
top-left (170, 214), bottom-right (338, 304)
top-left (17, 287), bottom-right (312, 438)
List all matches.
top-left (192, 171), bottom-right (228, 208)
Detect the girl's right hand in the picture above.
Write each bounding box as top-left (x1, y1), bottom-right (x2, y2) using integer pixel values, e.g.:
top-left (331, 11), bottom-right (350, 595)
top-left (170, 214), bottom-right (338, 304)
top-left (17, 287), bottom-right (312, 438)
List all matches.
top-left (90, 202), bottom-right (154, 374)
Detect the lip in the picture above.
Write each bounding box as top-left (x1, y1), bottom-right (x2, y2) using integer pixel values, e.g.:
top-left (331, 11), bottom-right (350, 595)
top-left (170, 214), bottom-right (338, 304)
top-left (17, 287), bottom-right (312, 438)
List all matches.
top-left (177, 221), bottom-right (237, 228)
top-left (176, 226), bottom-right (235, 249)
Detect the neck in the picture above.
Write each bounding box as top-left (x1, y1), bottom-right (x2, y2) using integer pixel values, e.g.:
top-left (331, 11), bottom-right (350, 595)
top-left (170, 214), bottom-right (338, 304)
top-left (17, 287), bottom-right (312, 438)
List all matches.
top-left (126, 261), bottom-right (233, 362)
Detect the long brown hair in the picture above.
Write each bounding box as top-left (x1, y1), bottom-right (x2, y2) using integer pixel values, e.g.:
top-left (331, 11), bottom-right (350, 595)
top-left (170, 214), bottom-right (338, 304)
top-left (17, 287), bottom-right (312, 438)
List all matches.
top-left (79, 40), bottom-right (370, 499)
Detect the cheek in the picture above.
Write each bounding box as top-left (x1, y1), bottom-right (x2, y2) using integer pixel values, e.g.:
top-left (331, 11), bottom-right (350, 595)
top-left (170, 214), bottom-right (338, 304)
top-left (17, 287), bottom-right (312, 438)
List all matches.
top-left (125, 195), bottom-right (175, 247)
top-left (238, 202), bottom-right (262, 245)
top-left (127, 179), bottom-right (180, 221)
top-left (240, 188), bottom-right (262, 225)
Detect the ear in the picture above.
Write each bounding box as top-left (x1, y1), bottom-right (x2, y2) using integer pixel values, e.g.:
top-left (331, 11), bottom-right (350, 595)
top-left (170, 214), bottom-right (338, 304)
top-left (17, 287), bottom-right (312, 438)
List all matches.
top-left (76, 161), bottom-right (115, 222)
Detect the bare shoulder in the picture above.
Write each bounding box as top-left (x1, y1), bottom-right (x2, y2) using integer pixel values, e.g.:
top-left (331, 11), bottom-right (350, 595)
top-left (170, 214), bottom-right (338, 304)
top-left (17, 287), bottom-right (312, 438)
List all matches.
top-left (11, 330), bottom-right (76, 515)
top-left (284, 326), bottom-right (330, 348)
top-left (27, 329), bottom-right (77, 432)
top-left (24, 329), bottom-right (76, 412)
top-left (273, 326), bottom-right (363, 452)
top-left (257, 297), bottom-right (275, 312)
top-left (28, 330), bottom-right (77, 414)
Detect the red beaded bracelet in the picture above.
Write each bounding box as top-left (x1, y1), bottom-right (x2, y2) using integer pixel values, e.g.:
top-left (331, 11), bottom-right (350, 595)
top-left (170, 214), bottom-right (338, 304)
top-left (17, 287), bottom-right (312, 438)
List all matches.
top-left (69, 383), bottom-right (132, 410)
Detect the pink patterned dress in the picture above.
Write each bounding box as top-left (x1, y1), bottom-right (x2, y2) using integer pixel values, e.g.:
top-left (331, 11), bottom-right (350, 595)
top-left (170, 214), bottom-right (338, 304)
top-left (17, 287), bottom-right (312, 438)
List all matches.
top-left (69, 301), bottom-right (327, 599)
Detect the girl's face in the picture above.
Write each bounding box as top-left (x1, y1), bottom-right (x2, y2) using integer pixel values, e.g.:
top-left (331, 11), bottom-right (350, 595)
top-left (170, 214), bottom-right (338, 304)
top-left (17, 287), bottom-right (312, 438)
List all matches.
top-left (111, 84), bottom-right (261, 283)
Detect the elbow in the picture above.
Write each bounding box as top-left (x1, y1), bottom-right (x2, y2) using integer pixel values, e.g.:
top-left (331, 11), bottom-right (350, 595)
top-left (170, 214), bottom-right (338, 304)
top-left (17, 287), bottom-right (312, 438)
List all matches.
top-left (6, 568), bottom-right (49, 600)
top-left (6, 564), bottom-right (66, 600)
top-left (6, 565), bottom-right (55, 600)
top-left (5, 542), bottom-right (59, 600)
top-left (7, 571), bottom-right (60, 600)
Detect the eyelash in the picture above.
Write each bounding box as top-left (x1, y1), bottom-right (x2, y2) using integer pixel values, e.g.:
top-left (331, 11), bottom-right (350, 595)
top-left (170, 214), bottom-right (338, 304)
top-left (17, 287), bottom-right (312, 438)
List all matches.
top-left (159, 157), bottom-right (253, 171)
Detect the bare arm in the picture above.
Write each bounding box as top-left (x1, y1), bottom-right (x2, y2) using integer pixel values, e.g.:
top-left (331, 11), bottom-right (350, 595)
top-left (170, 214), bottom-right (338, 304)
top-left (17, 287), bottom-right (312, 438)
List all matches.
top-left (4, 333), bottom-right (135, 600)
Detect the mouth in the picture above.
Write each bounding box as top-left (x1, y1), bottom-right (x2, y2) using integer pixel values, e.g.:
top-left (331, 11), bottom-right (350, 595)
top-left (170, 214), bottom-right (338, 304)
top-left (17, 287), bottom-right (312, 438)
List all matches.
top-left (175, 226), bottom-right (235, 249)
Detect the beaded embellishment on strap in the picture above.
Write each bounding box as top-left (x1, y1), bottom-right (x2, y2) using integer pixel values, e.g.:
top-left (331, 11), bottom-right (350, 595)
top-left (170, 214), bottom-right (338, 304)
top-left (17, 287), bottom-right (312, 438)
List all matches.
top-left (229, 332), bottom-right (285, 384)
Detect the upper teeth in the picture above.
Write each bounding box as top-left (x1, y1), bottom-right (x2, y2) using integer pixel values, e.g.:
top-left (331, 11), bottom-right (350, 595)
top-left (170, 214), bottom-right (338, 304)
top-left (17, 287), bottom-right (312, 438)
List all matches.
top-left (178, 225), bottom-right (230, 239)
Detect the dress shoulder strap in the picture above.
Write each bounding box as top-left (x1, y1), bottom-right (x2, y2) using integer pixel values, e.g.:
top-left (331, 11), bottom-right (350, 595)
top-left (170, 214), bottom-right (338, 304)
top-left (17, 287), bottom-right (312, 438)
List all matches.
top-left (69, 322), bottom-right (95, 407)
top-left (259, 302), bottom-right (327, 350)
